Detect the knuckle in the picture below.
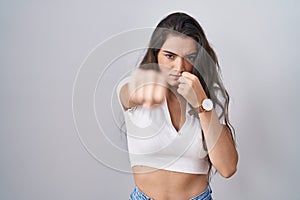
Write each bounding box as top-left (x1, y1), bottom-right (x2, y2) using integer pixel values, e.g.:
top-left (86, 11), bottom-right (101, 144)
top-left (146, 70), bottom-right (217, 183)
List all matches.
top-left (154, 93), bottom-right (164, 104)
top-left (144, 91), bottom-right (153, 102)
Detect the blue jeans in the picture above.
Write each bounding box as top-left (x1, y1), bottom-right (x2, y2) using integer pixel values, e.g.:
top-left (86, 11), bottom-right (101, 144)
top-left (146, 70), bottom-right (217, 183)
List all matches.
top-left (129, 185), bottom-right (212, 200)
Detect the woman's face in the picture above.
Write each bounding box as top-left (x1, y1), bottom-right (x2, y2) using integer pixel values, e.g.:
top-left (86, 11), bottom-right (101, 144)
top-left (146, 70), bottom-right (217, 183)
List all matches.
top-left (157, 34), bottom-right (197, 87)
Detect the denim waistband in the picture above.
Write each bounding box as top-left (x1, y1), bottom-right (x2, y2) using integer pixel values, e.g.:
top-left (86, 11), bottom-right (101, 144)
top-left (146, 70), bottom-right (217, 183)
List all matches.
top-left (130, 186), bottom-right (152, 200)
top-left (130, 185), bottom-right (212, 200)
top-left (190, 185), bottom-right (212, 200)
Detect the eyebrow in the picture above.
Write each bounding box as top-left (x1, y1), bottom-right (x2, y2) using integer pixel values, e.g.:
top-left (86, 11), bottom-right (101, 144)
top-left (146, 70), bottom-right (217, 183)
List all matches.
top-left (162, 50), bottom-right (197, 57)
top-left (162, 50), bottom-right (177, 55)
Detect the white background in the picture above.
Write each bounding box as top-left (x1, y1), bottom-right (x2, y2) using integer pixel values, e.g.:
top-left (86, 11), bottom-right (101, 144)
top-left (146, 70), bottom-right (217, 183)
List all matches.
top-left (1, 0), bottom-right (299, 199)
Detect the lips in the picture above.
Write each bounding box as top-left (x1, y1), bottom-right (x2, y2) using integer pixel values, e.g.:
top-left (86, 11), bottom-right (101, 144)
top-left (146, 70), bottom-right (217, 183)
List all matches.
top-left (170, 74), bottom-right (181, 80)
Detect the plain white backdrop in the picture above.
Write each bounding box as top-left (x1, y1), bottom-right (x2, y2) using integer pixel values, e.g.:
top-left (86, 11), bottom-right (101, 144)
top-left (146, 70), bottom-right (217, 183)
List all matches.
top-left (1, 0), bottom-right (299, 199)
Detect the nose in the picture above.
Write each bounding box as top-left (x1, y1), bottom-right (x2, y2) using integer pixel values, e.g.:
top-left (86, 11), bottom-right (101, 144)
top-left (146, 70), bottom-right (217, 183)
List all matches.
top-left (173, 57), bottom-right (185, 73)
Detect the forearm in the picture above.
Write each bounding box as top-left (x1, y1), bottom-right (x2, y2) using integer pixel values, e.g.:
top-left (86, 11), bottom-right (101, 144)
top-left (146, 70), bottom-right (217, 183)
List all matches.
top-left (198, 110), bottom-right (238, 178)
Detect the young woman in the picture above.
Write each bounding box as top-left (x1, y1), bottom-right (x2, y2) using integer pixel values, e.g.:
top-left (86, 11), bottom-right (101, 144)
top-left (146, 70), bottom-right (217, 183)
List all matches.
top-left (117, 12), bottom-right (238, 200)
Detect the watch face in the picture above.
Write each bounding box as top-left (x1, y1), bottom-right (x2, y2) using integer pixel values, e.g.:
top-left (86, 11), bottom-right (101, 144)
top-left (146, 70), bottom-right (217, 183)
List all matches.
top-left (202, 99), bottom-right (213, 111)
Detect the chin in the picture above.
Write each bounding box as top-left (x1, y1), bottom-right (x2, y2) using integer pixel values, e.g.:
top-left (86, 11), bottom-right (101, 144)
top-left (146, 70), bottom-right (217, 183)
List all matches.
top-left (167, 80), bottom-right (179, 87)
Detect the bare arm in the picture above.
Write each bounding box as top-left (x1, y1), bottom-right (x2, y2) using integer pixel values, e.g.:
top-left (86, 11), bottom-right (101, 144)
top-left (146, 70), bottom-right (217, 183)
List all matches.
top-left (177, 72), bottom-right (238, 178)
top-left (199, 110), bottom-right (238, 178)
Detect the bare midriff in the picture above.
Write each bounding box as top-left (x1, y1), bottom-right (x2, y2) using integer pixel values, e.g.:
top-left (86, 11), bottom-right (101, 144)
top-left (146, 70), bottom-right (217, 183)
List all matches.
top-left (132, 166), bottom-right (208, 200)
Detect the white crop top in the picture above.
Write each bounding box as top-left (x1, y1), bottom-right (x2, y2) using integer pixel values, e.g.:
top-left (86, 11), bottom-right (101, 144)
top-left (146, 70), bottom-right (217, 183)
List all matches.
top-left (117, 77), bottom-right (210, 174)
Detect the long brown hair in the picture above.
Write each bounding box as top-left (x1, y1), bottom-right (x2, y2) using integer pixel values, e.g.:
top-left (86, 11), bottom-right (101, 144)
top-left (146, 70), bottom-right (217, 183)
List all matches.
top-left (139, 12), bottom-right (236, 181)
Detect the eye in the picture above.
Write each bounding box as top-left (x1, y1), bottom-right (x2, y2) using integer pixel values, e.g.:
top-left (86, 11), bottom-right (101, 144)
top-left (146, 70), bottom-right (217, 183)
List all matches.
top-left (165, 54), bottom-right (175, 60)
top-left (186, 55), bottom-right (196, 63)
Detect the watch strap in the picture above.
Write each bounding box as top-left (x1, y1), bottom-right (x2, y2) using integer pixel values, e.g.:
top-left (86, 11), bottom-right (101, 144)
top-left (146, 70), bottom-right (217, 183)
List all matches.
top-left (188, 105), bottom-right (204, 115)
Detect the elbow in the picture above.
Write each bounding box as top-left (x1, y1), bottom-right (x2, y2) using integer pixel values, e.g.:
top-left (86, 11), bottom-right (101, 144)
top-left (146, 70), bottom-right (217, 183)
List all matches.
top-left (219, 148), bottom-right (239, 178)
top-left (218, 157), bottom-right (238, 178)
top-left (219, 165), bottom-right (237, 178)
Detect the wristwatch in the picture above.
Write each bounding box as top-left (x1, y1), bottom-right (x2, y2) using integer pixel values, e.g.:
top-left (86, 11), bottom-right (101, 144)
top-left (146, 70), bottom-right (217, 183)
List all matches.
top-left (189, 98), bottom-right (213, 115)
top-left (201, 98), bottom-right (214, 112)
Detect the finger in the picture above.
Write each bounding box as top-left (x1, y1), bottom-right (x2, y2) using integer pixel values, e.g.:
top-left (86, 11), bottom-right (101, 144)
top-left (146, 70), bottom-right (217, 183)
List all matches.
top-left (144, 83), bottom-right (155, 107)
top-left (178, 76), bottom-right (185, 84)
top-left (178, 82), bottom-right (185, 89)
top-left (129, 69), bottom-right (144, 104)
top-left (182, 71), bottom-right (197, 81)
top-left (179, 76), bottom-right (193, 87)
top-left (153, 75), bottom-right (167, 104)
top-left (143, 71), bottom-right (157, 107)
top-left (153, 84), bottom-right (166, 105)
top-left (134, 83), bottom-right (144, 105)
top-left (181, 71), bottom-right (193, 78)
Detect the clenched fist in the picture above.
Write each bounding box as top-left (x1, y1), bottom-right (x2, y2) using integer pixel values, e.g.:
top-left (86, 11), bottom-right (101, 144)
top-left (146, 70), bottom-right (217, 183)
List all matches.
top-left (120, 69), bottom-right (167, 110)
top-left (177, 72), bottom-right (207, 108)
